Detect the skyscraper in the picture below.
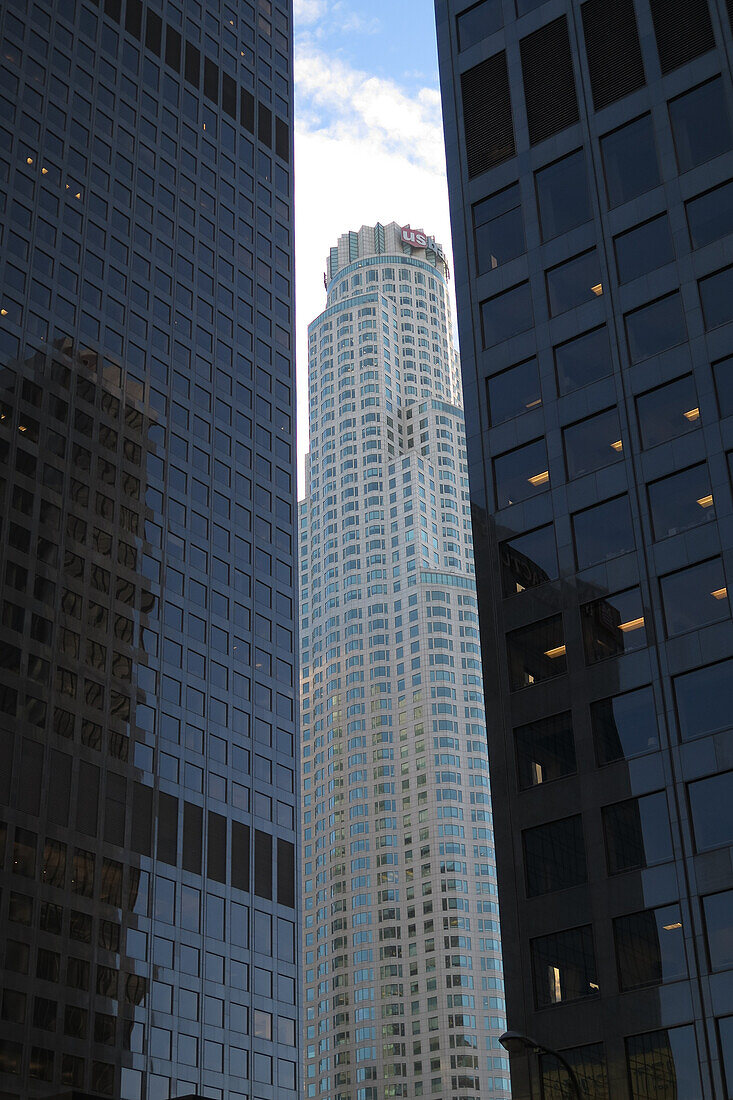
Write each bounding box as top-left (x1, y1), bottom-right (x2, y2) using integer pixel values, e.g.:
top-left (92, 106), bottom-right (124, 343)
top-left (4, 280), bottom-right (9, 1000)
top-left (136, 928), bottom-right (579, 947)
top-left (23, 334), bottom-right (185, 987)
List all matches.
top-left (299, 221), bottom-right (509, 1100)
top-left (436, 0), bottom-right (733, 1096)
top-left (0, 2), bottom-right (298, 1098)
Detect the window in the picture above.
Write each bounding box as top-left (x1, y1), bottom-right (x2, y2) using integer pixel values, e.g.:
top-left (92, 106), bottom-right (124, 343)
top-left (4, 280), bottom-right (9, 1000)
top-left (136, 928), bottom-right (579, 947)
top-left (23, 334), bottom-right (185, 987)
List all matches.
top-left (506, 614), bottom-right (566, 690)
top-left (564, 407), bottom-right (623, 479)
top-left (524, 815), bottom-right (587, 896)
top-left (601, 114), bottom-right (660, 208)
top-left (540, 1044), bottom-right (608, 1100)
top-left (637, 375), bottom-right (700, 448)
top-left (546, 249), bottom-right (603, 316)
top-left (660, 557), bottom-right (729, 636)
top-left (627, 1027), bottom-right (702, 1099)
top-left (592, 686), bottom-right (659, 765)
top-left (581, 587), bottom-right (647, 664)
top-left (648, 463), bottom-right (714, 539)
top-left (499, 523), bottom-right (558, 596)
top-left (674, 659), bottom-right (733, 741)
top-left (686, 180), bottom-right (733, 249)
top-left (487, 357), bottom-right (541, 424)
top-left (614, 906), bottom-right (687, 991)
top-left (531, 925), bottom-right (598, 1009)
top-left (614, 214), bottom-right (674, 283)
top-left (457, 0), bottom-right (503, 50)
top-left (703, 891), bottom-right (733, 971)
top-left (554, 326), bottom-right (612, 394)
top-left (689, 770), bottom-right (733, 851)
top-left (481, 281), bottom-right (533, 346)
top-left (515, 711), bottom-right (576, 789)
top-left (473, 183), bottom-right (525, 272)
top-left (535, 149), bottom-right (591, 240)
top-left (625, 293), bottom-right (687, 365)
top-left (494, 437), bottom-right (549, 508)
top-left (700, 264), bottom-right (733, 330)
top-left (720, 1016), bottom-right (733, 1098)
top-left (603, 792), bottom-right (673, 874)
top-left (670, 77), bottom-right (733, 173)
top-left (572, 495), bottom-right (634, 570)
top-left (713, 356), bottom-right (733, 417)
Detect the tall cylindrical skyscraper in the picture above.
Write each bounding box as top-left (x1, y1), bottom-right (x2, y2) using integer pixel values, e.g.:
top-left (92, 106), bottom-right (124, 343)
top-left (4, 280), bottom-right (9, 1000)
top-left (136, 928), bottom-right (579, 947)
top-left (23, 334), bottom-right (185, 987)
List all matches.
top-left (299, 222), bottom-right (509, 1100)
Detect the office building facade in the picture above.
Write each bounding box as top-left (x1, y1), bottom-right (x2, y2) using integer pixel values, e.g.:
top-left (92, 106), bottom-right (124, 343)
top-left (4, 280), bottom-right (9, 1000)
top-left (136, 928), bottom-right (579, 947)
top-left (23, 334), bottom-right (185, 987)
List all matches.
top-left (299, 221), bottom-right (509, 1100)
top-left (0, 1), bottom-right (298, 1098)
top-left (435, 0), bottom-right (733, 1096)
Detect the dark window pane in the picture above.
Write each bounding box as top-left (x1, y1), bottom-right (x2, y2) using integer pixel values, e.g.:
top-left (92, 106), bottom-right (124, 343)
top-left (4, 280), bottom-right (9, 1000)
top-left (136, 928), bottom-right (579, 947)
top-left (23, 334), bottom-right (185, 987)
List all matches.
top-left (515, 711), bottom-right (576, 789)
top-left (540, 1043), bottom-right (609, 1100)
top-left (555, 325), bottom-right (612, 394)
top-left (714, 356), bottom-right (733, 417)
top-left (674, 659), bottom-right (733, 741)
top-left (637, 374), bottom-right (700, 448)
top-left (626, 1026), bottom-right (702, 1100)
top-left (660, 558), bottom-right (729, 636)
top-left (592, 686), bottom-right (660, 765)
top-left (581, 587), bottom-right (647, 664)
top-left (625, 292), bottom-right (687, 362)
top-left (494, 437), bottom-right (549, 507)
top-left (506, 614), bottom-right (566, 690)
top-left (700, 264), bottom-right (733, 330)
top-left (524, 815), bottom-right (586, 896)
top-left (601, 114), bottom-right (660, 207)
top-left (720, 1016), bottom-right (733, 1098)
top-left (500, 523), bottom-right (558, 596)
top-left (615, 906), bottom-right (687, 991)
top-left (547, 249), bottom-right (603, 316)
top-left (670, 77), bottom-right (733, 173)
top-left (603, 792), bottom-right (673, 874)
top-left (689, 771), bottom-right (733, 851)
top-left (687, 180), bottom-right (733, 249)
top-left (474, 183), bottom-right (525, 272)
top-left (648, 463), bottom-right (714, 539)
top-left (531, 925), bottom-right (598, 1009)
top-left (564, 407), bottom-right (622, 478)
top-left (517, 0), bottom-right (547, 12)
top-left (487, 357), bottom-right (541, 424)
top-left (614, 214), bottom-right (674, 283)
top-left (703, 891), bottom-right (733, 971)
top-left (481, 281), bottom-right (533, 346)
top-left (573, 495), bottom-right (634, 569)
top-left (536, 149), bottom-right (591, 240)
top-left (458, 0), bottom-right (504, 50)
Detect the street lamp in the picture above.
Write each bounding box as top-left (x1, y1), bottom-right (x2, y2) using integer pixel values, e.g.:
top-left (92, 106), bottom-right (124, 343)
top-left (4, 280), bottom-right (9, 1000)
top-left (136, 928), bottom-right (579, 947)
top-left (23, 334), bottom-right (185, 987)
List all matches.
top-left (499, 1030), bottom-right (583, 1100)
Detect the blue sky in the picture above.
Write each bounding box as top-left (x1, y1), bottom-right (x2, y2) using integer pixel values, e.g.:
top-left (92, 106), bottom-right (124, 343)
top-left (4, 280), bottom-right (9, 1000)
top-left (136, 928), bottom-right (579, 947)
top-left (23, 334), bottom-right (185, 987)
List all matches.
top-left (293, 0), bottom-right (453, 490)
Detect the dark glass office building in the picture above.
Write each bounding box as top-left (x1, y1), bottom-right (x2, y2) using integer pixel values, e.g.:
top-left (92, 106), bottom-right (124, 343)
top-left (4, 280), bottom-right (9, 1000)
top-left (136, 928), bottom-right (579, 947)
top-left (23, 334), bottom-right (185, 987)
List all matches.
top-left (436, 0), bottom-right (733, 1096)
top-left (0, 1), bottom-right (298, 1098)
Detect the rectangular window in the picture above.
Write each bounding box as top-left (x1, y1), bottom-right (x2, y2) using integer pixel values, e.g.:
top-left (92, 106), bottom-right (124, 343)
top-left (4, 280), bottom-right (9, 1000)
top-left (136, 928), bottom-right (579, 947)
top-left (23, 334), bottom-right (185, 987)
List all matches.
top-left (713, 356), bottom-right (733, 417)
top-left (648, 463), bottom-right (714, 539)
top-left (531, 925), bottom-right (597, 1009)
top-left (581, 587), bottom-right (646, 664)
top-left (554, 326), bottom-right (612, 394)
top-left (686, 180), bottom-right (733, 250)
top-left (660, 557), bottom-right (729, 636)
top-left (603, 792), bottom-right (673, 874)
top-left (719, 1016), bottom-right (733, 1097)
top-left (572, 495), bottom-right (634, 570)
top-left (487, 357), bottom-right (541, 424)
top-left (700, 264), bottom-right (733, 330)
top-left (457, 0), bottom-right (504, 51)
top-left (689, 771), bottom-right (733, 851)
top-left (481, 281), bottom-right (533, 347)
top-left (546, 249), bottom-right (603, 316)
top-left (614, 906), bottom-right (687, 991)
top-left (535, 149), bottom-right (590, 241)
top-left (625, 292), bottom-right (687, 363)
top-left (614, 214), bottom-right (674, 284)
top-left (674, 659), bottom-right (733, 742)
top-left (540, 1042), bottom-right (608, 1100)
top-left (601, 114), bottom-right (660, 208)
top-left (703, 891), bottom-right (733, 971)
top-left (592, 686), bottom-right (659, 765)
top-left (670, 77), bottom-right (733, 173)
top-left (637, 374), bottom-right (700, 448)
top-left (626, 1027), bottom-right (702, 1100)
top-left (564, 407), bottom-right (623, 479)
top-left (524, 815), bottom-right (587, 896)
top-left (500, 523), bottom-right (557, 596)
top-left (494, 437), bottom-right (549, 508)
top-left (473, 183), bottom-right (525, 272)
top-left (506, 614), bottom-right (566, 691)
top-left (514, 711), bottom-right (576, 790)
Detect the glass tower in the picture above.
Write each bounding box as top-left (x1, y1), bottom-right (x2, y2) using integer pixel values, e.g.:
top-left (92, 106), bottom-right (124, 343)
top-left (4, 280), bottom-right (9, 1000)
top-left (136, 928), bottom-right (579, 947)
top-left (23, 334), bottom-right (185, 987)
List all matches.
top-left (0, 1), bottom-right (298, 1098)
top-left (299, 221), bottom-right (509, 1100)
top-left (436, 0), bottom-right (733, 1097)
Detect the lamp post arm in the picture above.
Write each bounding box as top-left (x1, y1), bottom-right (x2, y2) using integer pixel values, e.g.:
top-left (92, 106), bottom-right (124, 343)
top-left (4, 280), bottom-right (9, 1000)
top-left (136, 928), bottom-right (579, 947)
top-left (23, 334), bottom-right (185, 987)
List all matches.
top-left (533, 1042), bottom-right (583, 1100)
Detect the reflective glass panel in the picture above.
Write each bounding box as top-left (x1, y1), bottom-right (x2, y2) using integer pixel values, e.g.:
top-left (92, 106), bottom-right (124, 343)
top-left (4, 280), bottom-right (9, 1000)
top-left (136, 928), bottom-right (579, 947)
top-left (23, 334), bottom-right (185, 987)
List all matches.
top-left (625, 292), bottom-right (687, 362)
top-left (614, 906), bottom-right (687, 990)
top-left (714, 356), bottom-right (733, 417)
top-left (614, 214), bottom-right (674, 284)
top-left (674, 659), bottom-right (733, 741)
top-left (592, 686), bottom-right (659, 765)
top-left (603, 792), bottom-right (673, 874)
top-left (564, 407), bottom-right (623, 478)
top-left (637, 374), bottom-right (700, 448)
top-left (531, 926), bottom-right (598, 1009)
top-left (506, 614), bottom-right (566, 690)
top-left (670, 77), bottom-right (733, 173)
top-left (540, 1043), bottom-right (609, 1100)
top-left (494, 437), bottom-right (549, 507)
top-left (515, 711), bottom-right (576, 789)
top-left (536, 149), bottom-right (591, 240)
top-left (626, 1026), bottom-right (702, 1100)
top-left (457, 0), bottom-right (504, 49)
top-left (660, 557), bottom-right (729, 636)
top-left (720, 1016), bottom-right (733, 1098)
top-left (700, 264), bottom-right (733, 330)
top-left (648, 463), bottom-right (714, 539)
top-left (524, 815), bottom-right (587, 896)
top-left (500, 523), bottom-right (558, 596)
top-left (601, 114), bottom-right (660, 208)
top-left (703, 891), bottom-right (733, 971)
top-left (689, 771), bottom-right (733, 851)
top-left (581, 587), bottom-right (647, 664)
top-left (474, 183), bottom-right (525, 272)
top-left (546, 250), bottom-right (603, 316)
top-left (572, 495), bottom-right (634, 569)
top-left (481, 281), bottom-right (533, 346)
top-left (488, 357), bottom-right (541, 424)
top-left (554, 326), bottom-right (613, 394)
top-left (686, 180), bottom-right (733, 249)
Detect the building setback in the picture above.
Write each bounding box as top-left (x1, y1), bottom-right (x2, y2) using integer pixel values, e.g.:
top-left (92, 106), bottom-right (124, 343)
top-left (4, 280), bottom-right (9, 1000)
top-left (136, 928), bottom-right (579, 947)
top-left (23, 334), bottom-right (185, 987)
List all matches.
top-left (299, 221), bottom-right (509, 1100)
top-left (0, 1), bottom-right (298, 1098)
top-left (436, 0), bottom-right (733, 1097)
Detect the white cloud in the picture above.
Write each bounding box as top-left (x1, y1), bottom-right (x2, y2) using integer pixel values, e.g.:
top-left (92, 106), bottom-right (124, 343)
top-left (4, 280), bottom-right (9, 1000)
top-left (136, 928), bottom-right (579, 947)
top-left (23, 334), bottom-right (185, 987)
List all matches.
top-left (293, 0), bottom-right (328, 24)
